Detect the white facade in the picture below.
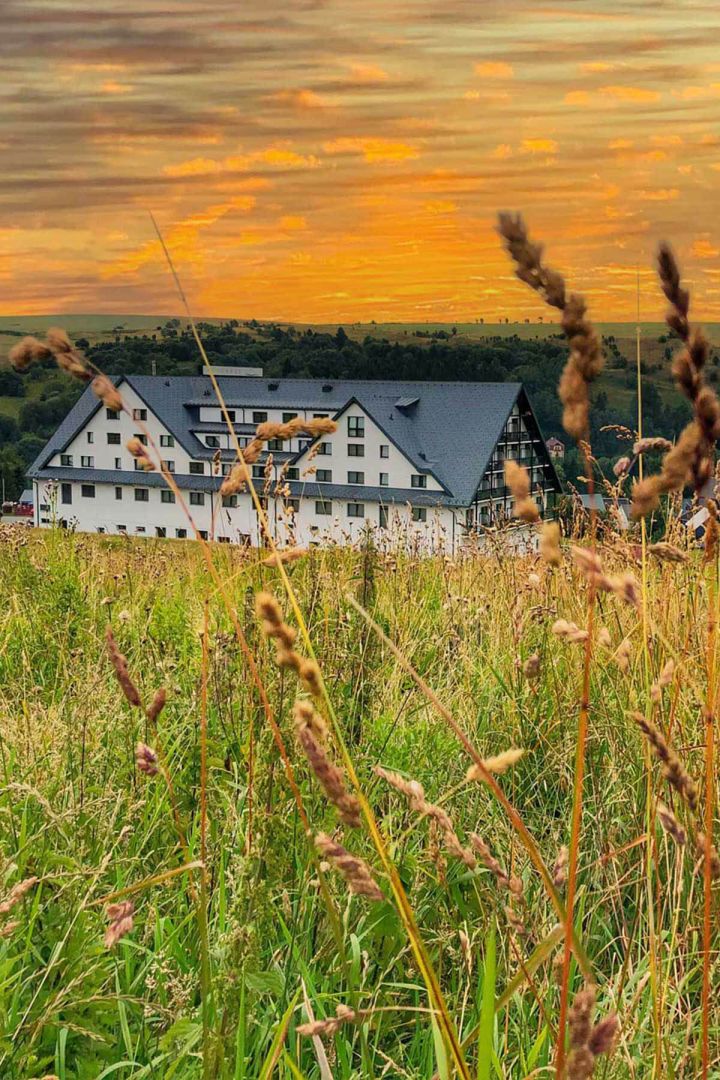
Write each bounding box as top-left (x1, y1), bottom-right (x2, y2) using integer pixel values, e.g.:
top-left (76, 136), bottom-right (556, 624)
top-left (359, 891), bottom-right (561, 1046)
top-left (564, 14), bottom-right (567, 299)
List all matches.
top-left (31, 376), bottom-right (559, 553)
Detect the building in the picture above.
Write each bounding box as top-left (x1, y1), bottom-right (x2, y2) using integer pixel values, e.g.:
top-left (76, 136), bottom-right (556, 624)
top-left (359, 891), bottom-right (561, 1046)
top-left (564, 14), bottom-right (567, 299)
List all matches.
top-left (28, 374), bottom-right (561, 552)
top-left (546, 436), bottom-right (565, 459)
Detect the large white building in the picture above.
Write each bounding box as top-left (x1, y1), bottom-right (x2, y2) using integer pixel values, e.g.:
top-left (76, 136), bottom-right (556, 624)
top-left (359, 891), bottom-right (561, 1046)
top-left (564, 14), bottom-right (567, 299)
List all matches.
top-left (28, 373), bottom-right (561, 552)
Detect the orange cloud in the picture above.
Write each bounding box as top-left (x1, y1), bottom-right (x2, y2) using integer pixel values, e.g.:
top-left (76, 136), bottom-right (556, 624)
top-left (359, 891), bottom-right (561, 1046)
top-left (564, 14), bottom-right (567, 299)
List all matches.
top-left (599, 85), bottom-right (661, 104)
top-left (489, 143), bottom-right (513, 159)
top-left (424, 200), bottom-right (457, 214)
top-left (520, 138), bottom-right (558, 154)
top-left (346, 63), bottom-right (389, 84)
top-left (564, 90), bottom-right (591, 106)
top-left (474, 61), bottom-right (514, 79)
top-left (164, 146), bottom-right (320, 178)
top-left (638, 188), bottom-right (679, 201)
top-left (279, 215), bottom-right (307, 230)
top-left (692, 238), bottom-right (720, 259)
top-left (269, 89), bottom-right (330, 110)
top-left (323, 137), bottom-right (420, 163)
top-left (100, 81), bottom-right (133, 95)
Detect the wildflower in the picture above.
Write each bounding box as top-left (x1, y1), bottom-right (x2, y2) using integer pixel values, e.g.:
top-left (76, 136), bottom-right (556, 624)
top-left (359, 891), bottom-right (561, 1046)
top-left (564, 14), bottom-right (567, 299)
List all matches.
top-left (314, 833), bottom-right (383, 901)
top-left (104, 900), bottom-right (134, 948)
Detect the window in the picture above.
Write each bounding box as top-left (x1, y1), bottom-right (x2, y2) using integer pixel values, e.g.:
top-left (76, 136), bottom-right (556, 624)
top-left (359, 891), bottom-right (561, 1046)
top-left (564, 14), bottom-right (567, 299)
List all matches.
top-left (380, 444), bottom-right (389, 459)
top-left (282, 412), bottom-right (297, 423)
top-left (134, 488), bottom-right (149, 502)
top-left (199, 530), bottom-right (208, 540)
top-left (107, 432), bottom-right (121, 445)
top-left (206, 436), bottom-right (220, 448)
top-left (106, 408), bottom-right (119, 420)
top-left (222, 494), bottom-right (238, 508)
top-left (160, 435), bottom-right (175, 447)
top-left (114, 458), bottom-right (122, 470)
top-left (348, 471), bottom-right (364, 485)
top-left (136, 526), bottom-right (146, 534)
top-left (348, 416), bottom-right (364, 437)
top-left (411, 474), bottom-right (427, 489)
top-left (221, 463), bottom-right (232, 475)
top-left (115, 486), bottom-right (122, 500)
top-left (135, 433), bottom-right (148, 445)
top-left (190, 492), bottom-right (205, 506)
top-left (97, 527), bottom-right (105, 534)
top-left (347, 502), bottom-right (365, 518)
top-left (412, 507), bottom-right (427, 523)
top-left (379, 472), bottom-right (389, 486)
top-left (268, 438), bottom-right (284, 451)
top-left (348, 443), bottom-right (364, 458)
top-left (315, 500), bottom-right (332, 515)
top-left (81, 484), bottom-right (95, 498)
top-left (313, 412), bottom-right (329, 419)
top-left (379, 505), bottom-right (388, 529)
top-left (87, 431), bottom-right (94, 444)
top-left (161, 490), bottom-right (175, 504)
top-left (60, 454), bottom-right (73, 467)
top-left (155, 526), bottom-right (166, 538)
top-left (117, 524), bottom-right (127, 533)
top-left (176, 528), bottom-right (187, 539)
top-left (61, 483), bottom-right (72, 504)
top-left (252, 465), bottom-right (265, 479)
top-left (189, 462), bottom-right (204, 475)
top-left (252, 411), bottom-right (268, 424)
top-left (81, 456), bottom-right (94, 468)
top-left (133, 408), bottom-right (147, 421)
top-left (316, 469), bottom-right (332, 482)
top-left (134, 459), bottom-right (146, 471)
top-left (285, 498), bottom-right (300, 514)
top-left (286, 467), bottom-right (299, 480)
top-left (163, 460), bottom-right (175, 472)
top-left (317, 442), bottom-right (332, 456)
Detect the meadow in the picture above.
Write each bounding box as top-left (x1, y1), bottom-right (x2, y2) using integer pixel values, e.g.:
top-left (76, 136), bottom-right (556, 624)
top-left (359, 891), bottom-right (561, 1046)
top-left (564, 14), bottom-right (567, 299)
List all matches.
top-left (0, 516), bottom-right (715, 1079)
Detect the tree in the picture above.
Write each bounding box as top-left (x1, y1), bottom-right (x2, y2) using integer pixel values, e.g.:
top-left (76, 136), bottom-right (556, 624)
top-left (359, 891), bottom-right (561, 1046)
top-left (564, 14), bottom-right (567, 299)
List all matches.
top-left (0, 369), bottom-right (25, 397)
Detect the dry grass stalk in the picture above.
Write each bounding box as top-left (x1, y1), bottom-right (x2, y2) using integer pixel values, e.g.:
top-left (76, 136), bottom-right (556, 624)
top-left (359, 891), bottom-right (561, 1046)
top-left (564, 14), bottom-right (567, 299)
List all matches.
top-left (633, 712), bottom-right (699, 812)
top-left (650, 659), bottom-right (675, 702)
top-left (466, 748), bottom-right (525, 780)
top-left (632, 244), bottom-right (720, 516)
top-left (297, 1003), bottom-right (362, 1038)
top-left (633, 436), bottom-right (673, 456)
top-left (656, 802), bottom-right (687, 846)
top-left (552, 619), bottom-right (589, 644)
top-left (553, 845), bottom-right (569, 888)
top-left (135, 742), bottom-right (159, 777)
top-left (615, 638), bottom-right (632, 672)
top-left (498, 213), bottom-right (603, 441)
top-left (255, 591), bottom-right (322, 695)
top-left (696, 833), bottom-right (720, 879)
top-left (126, 437), bottom-right (155, 472)
top-left (469, 833), bottom-right (523, 900)
top-left (567, 984), bottom-right (618, 1079)
top-left (571, 547), bottom-right (640, 609)
top-left (0, 876), bottom-right (39, 918)
top-left (505, 461), bottom-right (540, 522)
top-left (647, 542), bottom-right (688, 564)
top-left (315, 833), bottom-right (383, 901)
top-left (91, 374), bottom-right (124, 412)
top-left (104, 900), bottom-right (135, 948)
top-left (540, 521), bottom-right (562, 566)
top-left (375, 767), bottom-right (477, 868)
top-left (146, 688), bottom-right (167, 725)
top-left (105, 626), bottom-right (142, 708)
top-left (10, 327), bottom-right (92, 382)
top-left (261, 547), bottom-right (307, 568)
top-left (293, 701), bottom-right (361, 828)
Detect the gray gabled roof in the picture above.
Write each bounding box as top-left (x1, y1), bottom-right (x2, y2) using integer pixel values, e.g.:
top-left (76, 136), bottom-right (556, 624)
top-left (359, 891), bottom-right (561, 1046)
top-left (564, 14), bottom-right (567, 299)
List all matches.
top-left (29, 376), bottom-right (530, 506)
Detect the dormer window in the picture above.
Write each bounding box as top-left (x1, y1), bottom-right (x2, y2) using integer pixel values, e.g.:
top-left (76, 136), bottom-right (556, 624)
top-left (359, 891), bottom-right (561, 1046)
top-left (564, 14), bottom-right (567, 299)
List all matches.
top-left (411, 474), bottom-right (427, 489)
top-left (348, 416), bottom-right (364, 437)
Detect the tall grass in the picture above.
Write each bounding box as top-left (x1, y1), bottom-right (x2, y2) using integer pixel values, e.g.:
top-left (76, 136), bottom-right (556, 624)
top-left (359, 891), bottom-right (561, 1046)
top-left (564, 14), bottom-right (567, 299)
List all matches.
top-left (1, 218), bottom-right (718, 1079)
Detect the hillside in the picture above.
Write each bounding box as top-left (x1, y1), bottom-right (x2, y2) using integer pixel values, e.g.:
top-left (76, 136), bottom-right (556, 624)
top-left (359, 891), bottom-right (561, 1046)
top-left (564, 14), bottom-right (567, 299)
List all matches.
top-left (0, 315), bottom-right (708, 500)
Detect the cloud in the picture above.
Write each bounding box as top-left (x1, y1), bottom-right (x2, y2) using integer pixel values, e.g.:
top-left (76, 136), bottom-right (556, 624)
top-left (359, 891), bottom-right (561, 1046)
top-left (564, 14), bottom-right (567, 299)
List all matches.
top-left (599, 85), bottom-right (661, 104)
top-left (564, 90), bottom-right (591, 106)
top-left (323, 137), bottom-right (420, 163)
top-left (638, 188), bottom-right (679, 201)
top-left (489, 143), bottom-right (513, 159)
top-left (100, 81), bottom-right (133, 95)
top-left (424, 200), bottom-right (457, 214)
top-left (691, 237), bottom-right (720, 259)
top-left (163, 146), bottom-right (321, 178)
top-left (346, 63), bottom-right (389, 84)
top-left (474, 61), bottom-right (514, 79)
top-left (268, 89), bottom-right (330, 110)
top-left (279, 215), bottom-right (307, 230)
top-left (520, 138), bottom-right (558, 154)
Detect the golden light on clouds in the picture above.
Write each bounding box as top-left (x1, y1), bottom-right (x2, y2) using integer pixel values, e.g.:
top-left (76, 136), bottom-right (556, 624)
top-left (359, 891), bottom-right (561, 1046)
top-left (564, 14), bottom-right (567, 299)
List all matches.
top-left (5, 0), bottom-right (720, 321)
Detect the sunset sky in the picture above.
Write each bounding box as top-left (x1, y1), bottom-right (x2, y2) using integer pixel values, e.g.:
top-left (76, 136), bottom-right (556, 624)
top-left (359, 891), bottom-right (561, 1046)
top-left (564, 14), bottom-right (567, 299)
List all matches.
top-left (6, 0), bottom-right (720, 322)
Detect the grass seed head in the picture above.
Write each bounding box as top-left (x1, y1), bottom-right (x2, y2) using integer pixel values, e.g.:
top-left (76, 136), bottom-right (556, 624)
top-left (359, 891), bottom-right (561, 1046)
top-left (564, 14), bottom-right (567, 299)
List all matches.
top-left (104, 900), bottom-right (135, 948)
top-left (314, 833), bottom-right (383, 901)
top-left (105, 626), bottom-right (142, 709)
top-left (135, 742), bottom-right (159, 777)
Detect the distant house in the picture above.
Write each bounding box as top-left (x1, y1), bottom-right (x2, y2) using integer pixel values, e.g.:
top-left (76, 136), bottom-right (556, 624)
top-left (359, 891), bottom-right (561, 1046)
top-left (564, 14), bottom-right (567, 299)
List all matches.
top-left (575, 492), bottom-right (607, 514)
top-left (15, 489), bottom-right (34, 516)
top-left (546, 437), bottom-right (565, 459)
top-left (28, 374), bottom-right (562, 553)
